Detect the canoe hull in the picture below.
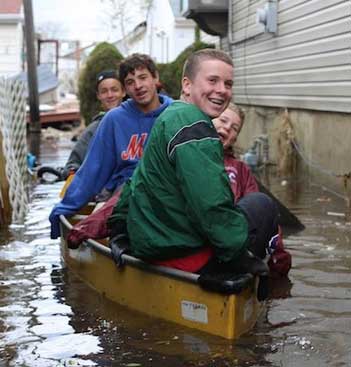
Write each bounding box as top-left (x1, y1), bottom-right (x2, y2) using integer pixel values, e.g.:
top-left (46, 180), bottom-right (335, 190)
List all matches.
top-left (60, 221), bottom-right (263, 339)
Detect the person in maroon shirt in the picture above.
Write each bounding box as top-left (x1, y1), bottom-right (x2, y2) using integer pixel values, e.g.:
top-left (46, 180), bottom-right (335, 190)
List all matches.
top-left (212, 103), bottom-right (291, 276)
top-left (213, 103), bottom-right (259, 201)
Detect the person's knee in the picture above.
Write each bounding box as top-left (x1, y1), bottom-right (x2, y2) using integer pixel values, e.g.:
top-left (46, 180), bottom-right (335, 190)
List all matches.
top-left (254, 192), bottom-right (277, 215)
top-left (238, 192), bottom-right (277, 215)
top-left (237, 192), bottom-right (279, 236)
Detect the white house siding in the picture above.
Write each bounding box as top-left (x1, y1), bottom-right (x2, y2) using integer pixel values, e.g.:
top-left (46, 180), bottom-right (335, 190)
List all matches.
top-left (172, 18), bottom-right (196, 60)
top-left (0, 23), bottom-right (23, 76)
top-left (229, 0), bottom-right (351, 113)
top-left (220, 36), bottom-right (230, 54)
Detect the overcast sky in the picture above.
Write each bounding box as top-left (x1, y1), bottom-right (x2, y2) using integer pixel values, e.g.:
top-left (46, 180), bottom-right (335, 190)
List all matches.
top-left (32, 0), bottom-right (110, 44)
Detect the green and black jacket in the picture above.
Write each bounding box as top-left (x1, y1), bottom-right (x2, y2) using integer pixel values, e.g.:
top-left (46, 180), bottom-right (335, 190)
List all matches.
top-left (109, 101), bottom-right (249, 262)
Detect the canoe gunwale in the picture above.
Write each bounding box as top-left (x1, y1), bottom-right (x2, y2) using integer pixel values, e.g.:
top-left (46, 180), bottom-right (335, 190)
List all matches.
top-left (60, 214), bottom-right (254, 293)
top-left (60, 214), bottom-right (199, 284)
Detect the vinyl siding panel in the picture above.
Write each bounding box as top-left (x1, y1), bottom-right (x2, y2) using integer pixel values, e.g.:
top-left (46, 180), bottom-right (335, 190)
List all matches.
top-left (220, 36), bottom-right (230, 53)
top-left (0, 23), bottom-right (22, 76)
top-left (235, 66), bottom-right (350, 84)
top-left (229, 0), bottom-right (351, 112)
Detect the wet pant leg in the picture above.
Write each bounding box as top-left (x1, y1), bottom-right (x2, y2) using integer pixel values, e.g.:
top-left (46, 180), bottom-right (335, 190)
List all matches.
top-left (236, 192), bottom-right (279, 259)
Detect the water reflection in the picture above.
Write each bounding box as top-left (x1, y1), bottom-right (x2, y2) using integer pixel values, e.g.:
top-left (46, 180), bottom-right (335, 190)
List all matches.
top-left (0, 180), bottom-right (101, 366)
top-left (0, 136), bottom-right (350, 366)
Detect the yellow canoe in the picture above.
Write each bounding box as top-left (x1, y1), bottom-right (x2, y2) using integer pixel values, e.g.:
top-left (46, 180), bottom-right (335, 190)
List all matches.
top-left (59, 214), bottom-right (264, 340)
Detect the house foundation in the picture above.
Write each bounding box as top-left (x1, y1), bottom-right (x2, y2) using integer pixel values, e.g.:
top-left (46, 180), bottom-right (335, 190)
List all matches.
top-left (236, 105), bottom-right (351, 197)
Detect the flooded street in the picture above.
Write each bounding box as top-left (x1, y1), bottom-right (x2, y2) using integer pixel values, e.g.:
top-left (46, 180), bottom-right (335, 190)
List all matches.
top-left (0, 135), bottom-right (351, 367)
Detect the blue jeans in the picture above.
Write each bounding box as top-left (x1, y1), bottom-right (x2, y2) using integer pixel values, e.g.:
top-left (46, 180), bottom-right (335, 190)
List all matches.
top-left (199, 192), bottom-right (279, 275)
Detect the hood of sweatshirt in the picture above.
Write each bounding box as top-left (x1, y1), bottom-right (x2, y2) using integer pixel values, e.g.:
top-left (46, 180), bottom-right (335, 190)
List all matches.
top-left (120, 94), bottom-right (173, 118)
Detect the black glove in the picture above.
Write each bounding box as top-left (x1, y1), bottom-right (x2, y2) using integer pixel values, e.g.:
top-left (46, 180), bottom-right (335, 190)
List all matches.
top-left (198, 272), bottom-right (253, 294)
top-left (109, 234), bottom-right (130, 268)
top-left (233, 250), bottom-right (269, 276)
top-left (198, 250), bottom-right (269, 300)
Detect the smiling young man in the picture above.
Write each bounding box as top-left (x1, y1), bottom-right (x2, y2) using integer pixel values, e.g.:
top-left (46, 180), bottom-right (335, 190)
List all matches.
top-left (108, 49), bottom-right (268, 275)
top-left (49, 54), bottom-right (173, 239)
top-left (62, 70), bottom-right (126, 179)
top-left (96, 71), bottom-right (125, 110)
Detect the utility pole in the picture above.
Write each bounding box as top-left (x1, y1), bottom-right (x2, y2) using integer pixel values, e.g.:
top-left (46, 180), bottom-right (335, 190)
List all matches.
top-left (23, 0), bottom-right (41, 156)
top-left (75, 40), bottom-right (81, 75)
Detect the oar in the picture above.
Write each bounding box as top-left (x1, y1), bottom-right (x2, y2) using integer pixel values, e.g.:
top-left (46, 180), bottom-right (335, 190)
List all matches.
top-left (255, 177), bottom-right (305, 234)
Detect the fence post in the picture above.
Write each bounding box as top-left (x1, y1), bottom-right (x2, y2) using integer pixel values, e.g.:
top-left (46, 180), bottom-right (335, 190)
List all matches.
top-left (0, 131), bottom-right (12, 224)
top-left (23, 0), bottom-right (41, 160)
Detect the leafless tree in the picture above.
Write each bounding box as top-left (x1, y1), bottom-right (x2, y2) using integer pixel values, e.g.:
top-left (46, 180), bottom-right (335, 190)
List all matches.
top-left (99, 0), bottom-right (152, 53)
top-left (36, 21), bottom-right (68, 39)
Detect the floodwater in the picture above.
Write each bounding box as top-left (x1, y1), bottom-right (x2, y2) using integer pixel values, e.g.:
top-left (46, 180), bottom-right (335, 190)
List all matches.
top-left (1, 135), bottom-right (351, 367)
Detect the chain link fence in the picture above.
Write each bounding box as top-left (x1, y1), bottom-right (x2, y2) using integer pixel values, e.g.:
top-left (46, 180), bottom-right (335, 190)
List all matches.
top-left (0, 77), bottom-right (29, 223)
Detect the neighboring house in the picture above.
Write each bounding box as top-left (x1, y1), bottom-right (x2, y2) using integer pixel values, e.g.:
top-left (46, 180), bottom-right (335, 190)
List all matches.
top-left (114, 0), bottom-right (218, 63)
top-left (0, 0), bottom-right (24, 77)
top-left (184, 0), bottom-right (351, 193)
top-left (12, 64), bottom-right (59, 105)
